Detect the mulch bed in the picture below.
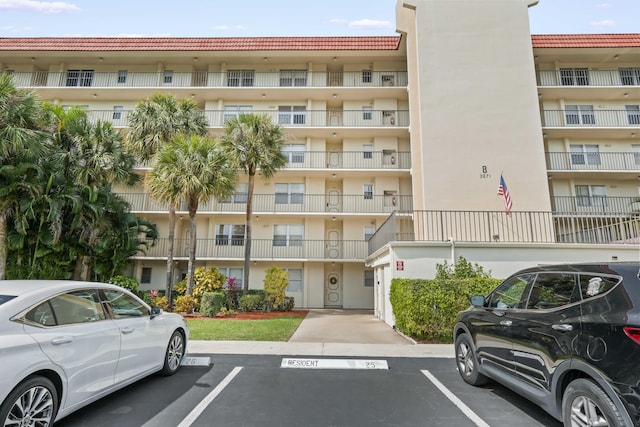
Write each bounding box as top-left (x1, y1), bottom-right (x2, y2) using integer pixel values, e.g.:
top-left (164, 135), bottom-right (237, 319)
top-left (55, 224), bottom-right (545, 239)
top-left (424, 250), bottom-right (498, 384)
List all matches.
top-left (183, 310), bottom-right (309, 320)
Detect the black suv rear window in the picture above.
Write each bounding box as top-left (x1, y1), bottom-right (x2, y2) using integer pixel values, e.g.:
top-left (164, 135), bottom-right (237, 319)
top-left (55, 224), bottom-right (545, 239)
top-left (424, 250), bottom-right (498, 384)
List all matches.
top-left (579, 274), bottom-right (620, 299)
top-left (0, 295), bottom-right (16, 305)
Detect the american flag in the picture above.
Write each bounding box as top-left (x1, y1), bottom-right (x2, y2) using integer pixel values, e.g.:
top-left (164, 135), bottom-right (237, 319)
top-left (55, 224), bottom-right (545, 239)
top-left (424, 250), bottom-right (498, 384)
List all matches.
top-left (497, 175), bottom-right (512, 215)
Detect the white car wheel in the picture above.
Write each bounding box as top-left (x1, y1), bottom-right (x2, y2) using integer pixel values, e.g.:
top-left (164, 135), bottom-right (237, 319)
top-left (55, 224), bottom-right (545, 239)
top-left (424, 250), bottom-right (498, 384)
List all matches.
top-left (0, 376), bottom-right (58, 427)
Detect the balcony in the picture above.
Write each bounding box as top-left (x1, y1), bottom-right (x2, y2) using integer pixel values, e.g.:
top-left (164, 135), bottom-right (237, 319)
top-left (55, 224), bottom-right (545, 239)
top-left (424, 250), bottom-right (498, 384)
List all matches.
top-left (368, 210), bottom-right (640, 254)
top-left (136, 238), bottom-right (369, 261)
top-left (537, 69), bottom-right (640, 87)
top-left (9, 70), bottom-right (408, 89)
top-left (118, 193), bottom-right (413, 214)
top-left (546, 152), bottom-right (640, 176)
top-left (88, 109), bottom-right (410, 129)
top-left (552, 196), bottom-right (640, 214)
top-left (541, 109), bottom-right (640, 139)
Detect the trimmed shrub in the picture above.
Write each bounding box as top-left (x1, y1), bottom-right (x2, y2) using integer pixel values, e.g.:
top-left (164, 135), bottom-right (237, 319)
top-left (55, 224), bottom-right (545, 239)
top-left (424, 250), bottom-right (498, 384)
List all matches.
top-left (174, 295), bottom-right (199, 314)
top-left (239, 294), bottom-right (263, 312)
top-left (277, 296), bottom-right (295, 312)
top-left (192, 267), bottom-right (227, 306)
top-left (390, 277), bottom-right (499, 343)
top-left (263, 265), bottom-right (289, 311)
top-left (200, 292), bottom-right (226, 317)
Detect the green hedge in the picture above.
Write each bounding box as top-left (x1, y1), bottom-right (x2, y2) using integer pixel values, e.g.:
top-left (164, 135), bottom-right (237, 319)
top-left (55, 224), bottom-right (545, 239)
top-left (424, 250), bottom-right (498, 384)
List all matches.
top-left (390, 277), bottom-right (500, 343)
top-left (200, 292), bottom-right (226, 317)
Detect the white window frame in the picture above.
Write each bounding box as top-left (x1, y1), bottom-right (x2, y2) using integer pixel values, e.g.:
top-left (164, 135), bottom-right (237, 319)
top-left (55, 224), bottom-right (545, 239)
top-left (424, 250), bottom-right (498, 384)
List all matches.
top-left (66, 69), bottom-right (94, 87)
top-left (362, 70), bottom-right (372, 84)
top-left (273, 225), bottom-right (304, 247)
top-left (362, 106), bottom-right (373, 120)
top-left (570, 144), bottom-right (601, 166)
top-left (285, 268), bottom-right (303, 292)
top-left (224, 105), bottom-right (252, 122)
top-left (575, 185), bottom-right (607, 208)
top-left (565, 105), bottom-right (595, 125)
top-left (620, 68), bottom-right (640, 85)
top-left (275, 183), bottom-right (304, 205)
top-left (279, 70), bottom-right (307, 87)
top-left (278, 106), bottom-right (306, 125)
top-left (112, 106), bottom-right (123, 120)
top-left (218, 267), bottom-right (244, 287)
top-left (163, 70), bottom-right (173, 84)
top-left (626, 105), bottom-right (640, 125)
top-left (215, 224), bottom-right (246, 246)
top-left (117, 70), bottom-right (127, 84)
top-left (220, 183), bottom-right (248, 203)
top-left (227, 70), bottom-right (255, 87)
top-left (363, 144), bottom-right (373, 159)
top-left (559, 68), bottom-right (590, 86)
top-left (282, 144), bottom-right (306, 164)
top-left (363, 184), bottom-right (374, 200)
top-left (364, 270), bottom-right (374, 287)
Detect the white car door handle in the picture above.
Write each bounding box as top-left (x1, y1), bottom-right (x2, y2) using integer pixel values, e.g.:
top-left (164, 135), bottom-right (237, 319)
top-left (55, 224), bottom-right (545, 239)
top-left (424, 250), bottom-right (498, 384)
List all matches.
top-left (121, 326), bottom-right (135, 334)
top-left (51, 336), bottom-right (73, 345)
top-left (552, 324), bottom-right (573, 331)
top-left (500, 320), bottom-right (512, 326)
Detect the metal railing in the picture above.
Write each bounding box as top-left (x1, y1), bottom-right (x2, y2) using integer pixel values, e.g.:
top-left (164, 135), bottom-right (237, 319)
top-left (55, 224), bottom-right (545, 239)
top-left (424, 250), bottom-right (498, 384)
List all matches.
top-left (541, 109), bottom-right (640, 128)
top-left (137, 238), bottom-right (368, 260)
top-left (88, 109), bottom-right (410, 128)
top-left (552, 196), bottom-right (640, 214)
top-left (546, 152), bottom-right (640, 171)
top-left (9, 70), bottom-right (408, 89)
top-left (536, 69), bottom-right (640, 87)
top-left (368, 210), bottom-right (640, 254)
top-left (119, 193), bottom-right (413, 214)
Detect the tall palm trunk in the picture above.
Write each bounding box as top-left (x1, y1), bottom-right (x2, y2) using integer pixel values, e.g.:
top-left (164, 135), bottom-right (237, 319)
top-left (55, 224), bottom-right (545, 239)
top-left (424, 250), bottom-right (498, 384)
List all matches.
top-left (166, 205), bottom-right (176, 307)
top-left (0, 209), bottom-right (7, 280)
top-left (186, 206), bottom-right (197, 295)
top-left (243, 173), bottom-right (256, 295)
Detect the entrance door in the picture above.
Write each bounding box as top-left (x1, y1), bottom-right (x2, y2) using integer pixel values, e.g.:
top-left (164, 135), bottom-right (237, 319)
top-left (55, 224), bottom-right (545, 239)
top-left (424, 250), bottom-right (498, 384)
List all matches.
top-left (325, 272), bottom-right (342, 307)
top-left (326, 229), bottom-right (341, 258)
top-left (326, 189), bottom-right (341, 212)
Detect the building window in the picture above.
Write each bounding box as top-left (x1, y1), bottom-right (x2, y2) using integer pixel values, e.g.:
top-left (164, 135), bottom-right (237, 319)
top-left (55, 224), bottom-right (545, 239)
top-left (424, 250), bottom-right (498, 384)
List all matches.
top-left (362, 106), bottom-right (372, 120)
top-left (227, 70), bottom-right (254, 87)
top-left (220, 183), bottom-right (248, 203)
top-left (575, 185), bottom-right (607, 208)
top-left (278, 106), bottom-right (306, 125)
top-left (215, 224), bottom-right (246, 246)
top-left (626, 105), bottom-right (640, 125)
top-left (362, 70), bottom-right (372, 83)
top-left (364, 226), bottom-right (375, 241)
top-left (112, 106), bottom-right (123, 120)
top-left (141, 267), bottom-right (152, 284)
top-left (633, 144), bottom-right (640, 166)
top-left (363, 184), bottom-right (374, 200)
top-left (285, 269), bottom-right (303, 292)
top-left (560, 68), bottom-right (590, 86)
top-left (66, 70), bottom-right (94, 87)
top-left (364, 270), bottom-right (374, 287)
top-left (275, 183), bottom-right (304, 204)
top-left (363, 144), bottom-right (373, 159)
top-left (223, 105), bottom-right (252, 122)
top-left (273, 225), bottom-right (303, 247)
top-left (619, 68), bottom-right (640, 85)
top-left (218, 267), bottom-right (244, 287)
top-left (117, 70), bottom-right (127, 84)
top-left (163, 70), bottom-right (173, 84)
top-left (279, 70), bottom-right (307, 87)
top-left (565, 105), bottom-right (595, 125)
top-left (282, 144), bottom-right (305, 164)
top-left (570, 144), bottom-right (601, 166)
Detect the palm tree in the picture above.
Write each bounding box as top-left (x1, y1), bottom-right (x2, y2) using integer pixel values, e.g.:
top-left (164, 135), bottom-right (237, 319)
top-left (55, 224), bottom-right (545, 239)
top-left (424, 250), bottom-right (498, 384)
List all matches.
top-left (146, 134), bottom-right (236, 295)
top-left (219, 113), bottom-right (286, 294)
top-left (126, 94), bottom-right (208, 303)
top-left (0, 73), bottom-right (50, 280)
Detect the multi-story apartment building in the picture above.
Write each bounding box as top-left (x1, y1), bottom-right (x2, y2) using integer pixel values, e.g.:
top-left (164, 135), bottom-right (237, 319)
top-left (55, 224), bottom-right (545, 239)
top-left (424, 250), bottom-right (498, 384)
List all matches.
top-left (0, 0), bottom-right (638, 310)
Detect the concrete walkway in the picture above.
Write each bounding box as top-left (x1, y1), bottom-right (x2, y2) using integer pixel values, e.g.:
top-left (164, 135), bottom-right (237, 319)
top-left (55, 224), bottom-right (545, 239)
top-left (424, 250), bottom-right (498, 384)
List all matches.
top-left (189, 309), bottom-right (454, 358)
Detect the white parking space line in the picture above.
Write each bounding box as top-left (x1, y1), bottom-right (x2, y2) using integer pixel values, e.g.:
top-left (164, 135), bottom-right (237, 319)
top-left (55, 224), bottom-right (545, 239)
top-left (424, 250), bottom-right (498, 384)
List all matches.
top-left (177, 366), bottom-right (243, 427)
top-left (421, 370), bottom-right (490, 427)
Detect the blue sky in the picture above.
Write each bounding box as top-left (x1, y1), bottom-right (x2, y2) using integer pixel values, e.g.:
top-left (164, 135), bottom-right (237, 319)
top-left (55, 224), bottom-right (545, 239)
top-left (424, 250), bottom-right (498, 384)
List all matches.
top-left (0, 0), bottom-right (638, 37)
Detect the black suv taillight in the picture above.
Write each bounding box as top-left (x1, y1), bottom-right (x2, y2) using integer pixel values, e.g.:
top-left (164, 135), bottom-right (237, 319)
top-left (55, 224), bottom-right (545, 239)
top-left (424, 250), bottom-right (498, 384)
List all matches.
top-left (623, 327), bottom-right (640, 345)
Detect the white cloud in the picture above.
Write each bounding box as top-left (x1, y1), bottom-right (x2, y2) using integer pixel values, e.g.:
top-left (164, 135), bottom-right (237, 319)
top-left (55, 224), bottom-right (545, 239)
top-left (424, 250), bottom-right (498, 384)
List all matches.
top-left (596, 2), bottom-right (612, 8)
top-left (589, 19), bottom-right (617, 28)
top-left (0, 0), bottom-right (80, 13)
top-left (348, 19), bottom-right (392, 29)
top-left (328, 18), bottom-right (347, 24)
top-left (211, 25), bottom-right (246, 31)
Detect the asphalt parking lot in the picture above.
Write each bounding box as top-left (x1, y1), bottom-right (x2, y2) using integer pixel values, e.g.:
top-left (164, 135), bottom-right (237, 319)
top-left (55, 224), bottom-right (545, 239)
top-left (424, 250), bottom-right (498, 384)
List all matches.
top-left (55, 354), bottom-right (562, 427)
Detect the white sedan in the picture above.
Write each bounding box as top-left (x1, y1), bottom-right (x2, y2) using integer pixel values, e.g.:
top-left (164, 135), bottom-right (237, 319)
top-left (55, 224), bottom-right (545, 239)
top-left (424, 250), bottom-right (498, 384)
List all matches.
top-left (0, 280), bottom-right (189, 426)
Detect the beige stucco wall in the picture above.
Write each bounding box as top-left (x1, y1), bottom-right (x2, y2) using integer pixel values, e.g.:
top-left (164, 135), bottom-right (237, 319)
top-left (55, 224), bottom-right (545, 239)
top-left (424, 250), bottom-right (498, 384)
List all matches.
top-left (397, 0), bottom-right (550, 212)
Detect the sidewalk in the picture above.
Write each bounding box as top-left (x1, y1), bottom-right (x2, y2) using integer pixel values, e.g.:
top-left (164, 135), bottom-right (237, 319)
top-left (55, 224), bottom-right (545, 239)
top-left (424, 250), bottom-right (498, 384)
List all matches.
top-left (189, 309), bottom-right (455, 358)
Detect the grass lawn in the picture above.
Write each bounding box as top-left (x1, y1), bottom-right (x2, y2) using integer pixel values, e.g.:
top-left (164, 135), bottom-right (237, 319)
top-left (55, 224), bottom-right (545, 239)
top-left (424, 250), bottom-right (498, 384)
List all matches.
top-left (186, 316), bottom-right (305, 341)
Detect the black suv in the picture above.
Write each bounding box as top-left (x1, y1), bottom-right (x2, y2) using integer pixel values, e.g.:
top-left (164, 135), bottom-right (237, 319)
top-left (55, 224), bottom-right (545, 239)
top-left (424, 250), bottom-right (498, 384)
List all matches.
top-left (453, 262), bottom-right (640, 427)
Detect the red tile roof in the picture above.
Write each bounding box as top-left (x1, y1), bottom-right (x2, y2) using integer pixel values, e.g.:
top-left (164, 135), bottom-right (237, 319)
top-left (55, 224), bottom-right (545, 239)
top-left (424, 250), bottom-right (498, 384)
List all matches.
top-left (531, 34), bottom-right (640, 48)
top-left (0, 36), bottom-right (402, 52)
